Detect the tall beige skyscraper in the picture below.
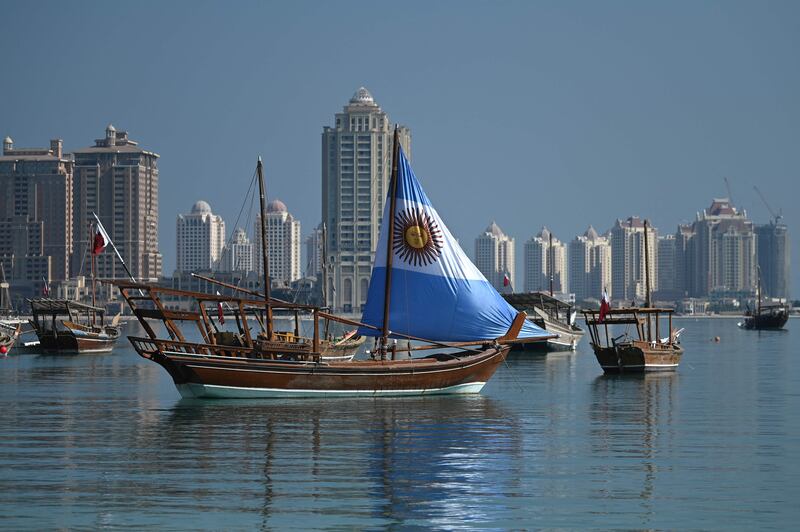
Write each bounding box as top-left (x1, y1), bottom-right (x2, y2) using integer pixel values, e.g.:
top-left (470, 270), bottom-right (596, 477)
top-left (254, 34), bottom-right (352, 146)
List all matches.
top-left (0, 136), bottom-right (73, 289)
top-left (611, 216), bottom-right (658, 303)
top-left (254, 199), bottom-right (301, 287)
top-left (72, 125), bottom-right (161, 281)
top-left (220, 228), bottom-right (254, 273)
top-left (523, 227), bottom-right (567, 294)
top-left (568, 226), bottom-right (611, 302)
top-left (475, 221), bottom-right (515, 292)
top-left (175, 200), bottom-right (225, 274)
top-left (688, 198), bottom-right (757, 297)
top-left (322, 87), bottom-right (411, 312)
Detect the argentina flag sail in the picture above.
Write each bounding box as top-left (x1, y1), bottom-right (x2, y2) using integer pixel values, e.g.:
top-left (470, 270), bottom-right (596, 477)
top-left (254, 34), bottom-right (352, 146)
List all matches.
top-left (358, 146), bottom-right (550, 342)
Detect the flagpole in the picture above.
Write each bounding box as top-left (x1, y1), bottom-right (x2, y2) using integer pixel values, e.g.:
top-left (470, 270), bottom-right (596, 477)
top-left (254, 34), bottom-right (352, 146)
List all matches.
top-left (89, 221), bottom-right (96, 323)
top-left (380, 126), bottom-right (401, 359)
top-left (91, 212), bottom-right (137, 284)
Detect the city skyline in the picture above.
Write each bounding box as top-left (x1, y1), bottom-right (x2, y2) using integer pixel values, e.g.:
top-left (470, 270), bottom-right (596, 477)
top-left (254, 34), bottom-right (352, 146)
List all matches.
top-left (1, 1), bottom-right (797, 294)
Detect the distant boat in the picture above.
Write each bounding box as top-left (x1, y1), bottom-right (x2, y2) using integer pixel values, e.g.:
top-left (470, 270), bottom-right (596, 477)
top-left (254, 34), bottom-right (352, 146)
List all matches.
top-left (28, 299), bottom-right (120, 354)
top-left (503, 292), bottom-right (584, 350)
top-left (0, 321), bottom-right (21, 355)
top-left (739, 265), bottom-right (789, 330)
top-left (583, 219), bottom-right (683, 373)
top-left (115, 131), bottom-right (551, 398)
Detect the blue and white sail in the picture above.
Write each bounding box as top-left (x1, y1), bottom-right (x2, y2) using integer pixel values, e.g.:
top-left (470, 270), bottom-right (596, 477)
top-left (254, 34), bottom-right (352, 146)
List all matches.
top-left (358, 147), bottom-right (549, 342)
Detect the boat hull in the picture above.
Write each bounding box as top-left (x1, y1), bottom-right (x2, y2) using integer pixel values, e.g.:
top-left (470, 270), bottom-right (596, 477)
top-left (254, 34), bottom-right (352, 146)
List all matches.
top-left (177, 380), bottom-right (486, 399)
top-left (510, 318), bottom-right (583, 352)
top-left (130, 336), bottom-right (507, 399)
top-left (33, 333), bottom-right (117, 354)
top-left (591, 342), bottom-right (683, 373)
top-left (739, 311), bottom-right (789, 330)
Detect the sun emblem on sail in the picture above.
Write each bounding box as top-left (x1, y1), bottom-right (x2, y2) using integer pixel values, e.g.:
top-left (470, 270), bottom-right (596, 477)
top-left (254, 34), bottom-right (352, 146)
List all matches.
top-left (393, 208), bottom-right (443, 266)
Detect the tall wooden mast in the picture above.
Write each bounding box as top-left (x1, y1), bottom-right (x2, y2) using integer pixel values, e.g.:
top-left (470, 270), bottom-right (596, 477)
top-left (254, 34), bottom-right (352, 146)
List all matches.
top-left (643, 219), bottom-right (652, 309)
top-left (548, 231), bottom-right (554, 297)
top-left (380, 126), bottom-right (401, 358)
top-left (321, 222), bottom-right (328, 309)
top-left (256, 157), bottom-right (273, 340)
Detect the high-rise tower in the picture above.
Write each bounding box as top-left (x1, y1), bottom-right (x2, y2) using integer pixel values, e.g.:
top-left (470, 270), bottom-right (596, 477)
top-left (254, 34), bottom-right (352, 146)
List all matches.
top-left (322, 87), bottom-right (411, 312)
top-left (475, 221), bottom-right (515, 292)
top-left (175, 200), bottom-right (225, 274)
top-left (72, 125), bottom-right (162, 281)
top-left (523, 227), bottom-right (567, 294)
top-left (568, 226), bottom-right (611, 302)
top-left (610, 217), bottom-right (658, 303)
top-left (0, 136), bottom-right (73, 289)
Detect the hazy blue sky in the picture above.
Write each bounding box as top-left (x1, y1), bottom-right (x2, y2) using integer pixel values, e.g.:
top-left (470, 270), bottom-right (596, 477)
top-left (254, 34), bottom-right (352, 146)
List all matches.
top-left (1, 1), bottom-right (798, 293)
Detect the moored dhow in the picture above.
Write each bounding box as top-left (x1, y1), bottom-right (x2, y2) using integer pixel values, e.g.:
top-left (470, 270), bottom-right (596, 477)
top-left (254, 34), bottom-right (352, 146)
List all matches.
top-left (117, 130), bottom-right (551, 398)
top-left (28, 299), bottom-right (120, 354)
top-left (583, 219), bottom-right (683, 373)
top-left (583, 307), bottom-right (683, 372)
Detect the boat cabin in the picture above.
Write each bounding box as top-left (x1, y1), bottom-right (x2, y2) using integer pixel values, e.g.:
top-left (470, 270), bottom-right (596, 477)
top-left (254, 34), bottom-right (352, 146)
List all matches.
top-left (504, 292), bottom-right (576, 327)
top-left (583, 307), bottom-right (678, 348)
top-left (29, 299), bottom-right (108, 332)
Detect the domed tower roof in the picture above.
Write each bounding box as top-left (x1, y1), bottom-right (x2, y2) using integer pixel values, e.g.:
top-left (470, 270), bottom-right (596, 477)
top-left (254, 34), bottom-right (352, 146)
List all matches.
top-left (583, 225), bottom-right (599, 240)
top-left (267, 199), bottom-right (287, 213)
top-left (3, 136), bottom-right (12, 144)
top-left (536, 226), bottom-right (551, 240)
top-left (191, 200), bottom-right (212, 214)
top-left (349, 86), bottom-right (376, 105)
top-left (106, 123), bottom-right (116, 132)
top-left (485, 221), bottom-right (505, 237)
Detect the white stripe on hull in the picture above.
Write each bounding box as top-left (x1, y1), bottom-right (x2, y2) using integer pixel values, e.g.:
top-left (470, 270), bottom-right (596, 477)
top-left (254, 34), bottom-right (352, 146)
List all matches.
top-left (176, 381), bottom-right (486, 399)
top-left (600, 363), bottom-right (679, 371)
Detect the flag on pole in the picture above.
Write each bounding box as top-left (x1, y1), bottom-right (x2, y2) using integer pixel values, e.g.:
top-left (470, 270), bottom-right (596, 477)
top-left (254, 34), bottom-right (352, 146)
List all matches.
top-left (42, 277), bottom-right (50, 297)
top-left (503, 273), bottom-right (510, 287)
top-left (599, 289), bottom-right (611, 323)
top-left (92, 221), bottom-right (111, 255)
top-left (215, 291), bottom-right (225, 324)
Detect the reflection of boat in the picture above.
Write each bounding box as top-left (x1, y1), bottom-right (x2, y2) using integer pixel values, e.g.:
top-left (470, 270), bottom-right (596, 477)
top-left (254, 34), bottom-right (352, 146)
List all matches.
top-left (118, 134), bottom-right (548, 398)
top-left (28, 299), bottom-right (120, 354)
top-left (503, 292), bottom-right (584, 350)
top-left (739, 266), bottom-right (789, 330)
top-left (582, 220), bottom-right (682, 373)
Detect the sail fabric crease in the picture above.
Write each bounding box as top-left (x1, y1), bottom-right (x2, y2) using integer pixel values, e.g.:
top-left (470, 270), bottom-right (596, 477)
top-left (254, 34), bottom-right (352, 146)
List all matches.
top-left (358, 147), bottom-right (549, 342)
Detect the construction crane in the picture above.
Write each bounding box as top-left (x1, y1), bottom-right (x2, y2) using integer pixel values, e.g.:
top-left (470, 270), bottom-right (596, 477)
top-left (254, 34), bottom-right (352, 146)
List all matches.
top-left (724, 176), bottom-right (733, 204)
top-left (753, 185), bottom-right (783, 224)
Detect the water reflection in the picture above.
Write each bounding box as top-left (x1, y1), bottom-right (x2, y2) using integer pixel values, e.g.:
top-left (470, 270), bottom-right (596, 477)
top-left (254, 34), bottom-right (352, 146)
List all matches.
top-left (128, 396), bottom-right (521, 528)
top-left (589, 373), bottom-right (677, 518)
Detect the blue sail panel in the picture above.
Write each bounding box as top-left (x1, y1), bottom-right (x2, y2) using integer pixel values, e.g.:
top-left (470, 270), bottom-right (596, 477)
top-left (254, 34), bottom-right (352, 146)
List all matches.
top-left (358, 146), bottom-right (549, 342)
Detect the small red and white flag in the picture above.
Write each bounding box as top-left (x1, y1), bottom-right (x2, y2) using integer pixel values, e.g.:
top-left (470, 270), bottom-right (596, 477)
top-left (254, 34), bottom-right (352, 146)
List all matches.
top-left (503, 273), bottom-right (510, 287)
top-left (92, 222), bottom-right (111, 255)
top-left (42, 277), bottom-right (50, 297)
top-left (599, 289), bottom-right (611, 323)
top-left (215, 291), bottom-right (225, 324)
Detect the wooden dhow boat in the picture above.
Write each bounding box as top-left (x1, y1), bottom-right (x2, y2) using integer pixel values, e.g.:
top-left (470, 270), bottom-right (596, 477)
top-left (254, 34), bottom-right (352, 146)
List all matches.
top-left (117, 130), bottom-right (551, 398)
top-left (583, 307), bottom-right (683, 373)
top-left (504, 292), bottom-right (584, 351)
top-left (28, 299), bottom-right (120, 354)
top-left (583, 220), bottom-right (683, 373)
top-left (739, 266), bottom-right (789, 330)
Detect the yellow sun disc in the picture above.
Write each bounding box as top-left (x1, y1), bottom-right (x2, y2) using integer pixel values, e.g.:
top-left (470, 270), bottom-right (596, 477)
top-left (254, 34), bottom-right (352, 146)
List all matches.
top-left (405, 225), bottom-right (428, 249)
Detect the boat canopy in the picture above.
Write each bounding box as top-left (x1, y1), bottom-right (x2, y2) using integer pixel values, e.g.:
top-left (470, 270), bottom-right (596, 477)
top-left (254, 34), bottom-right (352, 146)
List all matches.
top-left (29, 298), bottom-right (106, 315)
top-left (504, 292), bottom-right (574, 313)
top-left (358, 147), bottom-right (549, 343)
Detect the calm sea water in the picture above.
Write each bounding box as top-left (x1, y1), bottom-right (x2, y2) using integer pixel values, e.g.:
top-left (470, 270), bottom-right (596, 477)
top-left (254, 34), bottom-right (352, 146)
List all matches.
top-left (0, 318), bottom-right (797, 530)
